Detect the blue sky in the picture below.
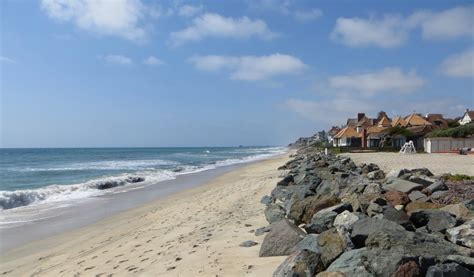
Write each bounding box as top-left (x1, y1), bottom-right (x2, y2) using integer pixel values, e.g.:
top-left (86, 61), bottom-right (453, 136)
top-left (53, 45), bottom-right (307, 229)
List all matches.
top-left (1, 0), bottom-right (473, 147)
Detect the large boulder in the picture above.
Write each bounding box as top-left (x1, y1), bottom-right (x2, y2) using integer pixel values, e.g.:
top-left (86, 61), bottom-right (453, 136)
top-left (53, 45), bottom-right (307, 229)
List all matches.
top-left (383, 178), bottom-right (424, 193)
top-left (259, 220), bottom-right (307, 257)
top-left (292, 234), bottom-right (320, 253)
top-left (265, 204), bottom-right (286, 224)
top-left (426, 263), bottom-right (472, 277)
top-left (446, 220), bottom-right (474, 249)
top-left (351, 218), bottom-right (405, 247)
top-left (408, 190), bottom-right (429, 202)
top-left (289, 196), bottom-right (340, 225)
top-left (382, 206), bottom-right (415, 231)
top-left (392, 261), bottom-right (421, 277)
top-left (318, 228), bottom-right (346, 267)
top-left (333, 211), bottom-right (365, 230)
top-left (440, 203), bottom-right (470, 219)
top-left (367, 170), bottom-right (385, 180)
top-left (384, 190), bottom-right (410, 206)
top-left (277, 175), bottom-right (295, 186)
top-left (306, 203), bottom-right (352, 234)
top-left (410, 210), bottom-right (457, 233)
top-left (273, 249), bottom-right (325, 277)
top-left (405, 201), bottom-right (443, 214)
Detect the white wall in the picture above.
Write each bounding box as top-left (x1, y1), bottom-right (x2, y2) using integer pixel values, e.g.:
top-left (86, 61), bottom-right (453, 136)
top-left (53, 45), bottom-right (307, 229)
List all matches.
top-left (424, 137), bottom-right (474, 153)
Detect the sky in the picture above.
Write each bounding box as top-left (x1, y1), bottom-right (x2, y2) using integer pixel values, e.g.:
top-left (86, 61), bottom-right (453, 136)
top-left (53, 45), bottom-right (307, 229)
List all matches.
top-left (0, 0), bottom-right (473, 148)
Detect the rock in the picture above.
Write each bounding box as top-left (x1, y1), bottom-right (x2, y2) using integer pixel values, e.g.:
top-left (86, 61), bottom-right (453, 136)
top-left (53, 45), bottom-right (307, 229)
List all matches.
top-left (277, 175), bottom-right (295, 186)
top-left (445, 255), bottom-right (474, 271)
top-left (271, 183), bottom-right (316, 202)
top-left (259, 219), bottom-right (306, 257)
top-left (384, 190), bottom-right (410, 206)
top-left (386, 168), bottom-right (411, 179)
top-left (464, 199), bottom-right (474, 212)
top-left (292, 234), bottom-right (320, 253)
top-left (383, 206), bottom-right (415, 231)
top-left (324, 248), bottom-right (375, 276)
top-left (405, 201), bottom-right (442, 214)
top-left (351, 218), bottom-right (405, 247)
top-left (395, 205), bottom-right (404, 210)
top-left (424, 180), bottom-right (448, 194)
top-left (367, 202), bottom-right (383, 217)
top-left (307, 211), bottom-right (338, 234)
top-left (367, 170), bottom-right (385, 180)
top-left (410, 210), bottom-right (457, 233)
top-left (411, 168), bottom-right (434, 177)
top-left (341, 194), bottom-right (362, 212)
top-left (426, 263), bottom-right (472, 277)
top-left (409, 175), bottom-right (436, 187)
top-left (446, 220), bottom-right (474, 249)
top-left (315, 272), bottom-right (346, 277)
top-left (255, 226), bottom-right (271, 236)
top-left (363, 183), bottom-right (382, 195)
top-left (265, 204), bottom-right (286, 224)
top-left (333, 211), bottom-right (364, 230)
top-left (440, 203), bottom-right (469, 218)
top-left (430, 190), bottom-right (447, 200)
top-left (261, 195), bottom-right (273, 205)
top-left (361, 163), bottom-right (380, 174)
top-left (289, 196), bottom-right (340, 225)
top-left (318, 229), bottom-right (345, 267)
top-left (408, 190), bottom-right (429, 202)
top-left (273, 249), bottom-right (325, 277)
top-left (392, 261), bottom-right (421, 277)
top-left (240, 240), bottom-right (258, 247)
top-left (383, 178), bottom-right (424, 193)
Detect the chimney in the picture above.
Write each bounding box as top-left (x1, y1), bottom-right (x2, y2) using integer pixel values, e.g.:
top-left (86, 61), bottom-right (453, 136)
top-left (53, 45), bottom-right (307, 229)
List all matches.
top-left (357, 113), bottom-right (365, 121)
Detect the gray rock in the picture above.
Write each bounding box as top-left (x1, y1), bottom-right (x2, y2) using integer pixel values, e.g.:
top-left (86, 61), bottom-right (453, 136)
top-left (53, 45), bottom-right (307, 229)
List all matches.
top-left (411, 168), bottom-right (434, 177)
top-left (408, 190), bottom-right (429, 202)
top-left (306, 210), bottom-right (338, 234)
top-left (288, 196), bottom-right (340, 225)
top-left (255, 226), bottom-right (271, 236)
top-left (424, 180), bottom-right (448, 193)
top-left (259, 219), bottom-right (306, 257)
top-left (292, 234), bottom-right (320, 253)
top-left (426, 263), bottom-right (472, 277)
top-left (325, 248), bottom-right (374, 276)
top-left (333, 210), bottom-right (364, 230)
top-left (409, 175), bottom-right (436, 187)
top-left (265, 204), bottom-right (286, 224)
top-left (367, 169), bottom-right (385, 180)
top-left (382, 206), bottom-right (415, 231)
top-left (271, 184), bottom-right (316, 203)
top-left (430, 190), bottom-right (447, 200)
top-left (240, 240), bottom-right (258, 247)
top-left (273, 250), bottom-right (325, 277)
top-left (363, 183), bottom-right (382, 195)
top-left (464, 199), bottom-right (474, 212)
top-left (410, 210), bottom-right (457, 233)
top-left (383, 178), bottom-right (424, 193)
top-left (277, 175), bottom-right (295, 186)
top-left (351, 218), bottom-right (405, 247)
top-left (386, 168), bottom-right (411, 178)
top-left (261, 195), bottom-right (273, 205)
top-left (367, 202), bottom-right (383, 217)
top-left (445, 255), bottom-right (474, 271)
top-left (318, 228), bottom-right (346, 267)
top-left (446, 220), bottom-right (474, 249)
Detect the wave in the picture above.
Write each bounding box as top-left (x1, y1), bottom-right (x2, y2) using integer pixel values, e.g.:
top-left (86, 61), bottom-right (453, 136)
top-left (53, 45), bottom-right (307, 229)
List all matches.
top-left (0, 147), bottom-right (287, 211)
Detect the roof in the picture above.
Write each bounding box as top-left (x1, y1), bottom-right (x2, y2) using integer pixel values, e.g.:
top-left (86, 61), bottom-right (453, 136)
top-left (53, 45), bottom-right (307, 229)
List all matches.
top-left (328, 126), bottom-right (341, 136)
top-left (464, 110), bottom-right (474, 119)
top-left (346, 118), bottom-right (357, 127)
top-left (425, 114), bottom-right (448, 127)
top-left (404, 113), bottom-right (432, 126)
top-left (407, 125), bottom-right (436, 135)
top-left (334, 127), bottom-right (362, 139)
top-left (377, 116), bottom-right (392, 127)
top-left (366, 126), bottom-right (387, 134)
top-left (391, 116), bottom-right (407, 127)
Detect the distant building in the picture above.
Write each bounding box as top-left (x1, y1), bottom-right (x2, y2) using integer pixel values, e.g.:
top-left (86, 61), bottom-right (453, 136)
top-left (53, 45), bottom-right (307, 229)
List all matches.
top-left (425, 114), bottom-right (449, 128)
top-left (459, 109), bottom-right (474, 125)
top-left (327, 126), bottom-right (341, 145)
top-left (333, 126), bottom-right (361, 147)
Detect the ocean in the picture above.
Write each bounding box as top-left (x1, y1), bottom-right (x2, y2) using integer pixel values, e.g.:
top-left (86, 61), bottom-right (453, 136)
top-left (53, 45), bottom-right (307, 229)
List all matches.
top-left (0, 147), bottom-right (285, 211)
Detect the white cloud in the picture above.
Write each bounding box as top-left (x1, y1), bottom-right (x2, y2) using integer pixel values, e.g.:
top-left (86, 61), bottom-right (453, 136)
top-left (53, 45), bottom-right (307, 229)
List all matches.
top-left (439, 49), bottom-right (474, 78)
top-left (178, 4), bottom-right (203, 17)
top-left (143, 56), bottom-right (165, 66)
top-left (40, 0), bottom-right (148, 41)
top-left (331, 5), bottom-right (473, 48)
top-left (170, 13), bottom-right (277, 46)
top-left (0, 56), bottom-right (15, 63)
top-left (189, 53), bottom-right (307, 81)
top-left (103, 55), bottom-right (133, 65)
top-left (293, 9), bottom-right (323, 22)
top-left (331, 15), bottom-right (410, 48)
top-left (329, 67), bottom-right (425, 96)
top-left (414, 6), bottom-right (474, 40)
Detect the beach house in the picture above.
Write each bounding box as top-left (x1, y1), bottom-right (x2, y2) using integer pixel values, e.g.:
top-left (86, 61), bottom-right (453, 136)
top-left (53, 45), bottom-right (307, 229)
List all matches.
top-left (458, 109), bottom-right (474, 125)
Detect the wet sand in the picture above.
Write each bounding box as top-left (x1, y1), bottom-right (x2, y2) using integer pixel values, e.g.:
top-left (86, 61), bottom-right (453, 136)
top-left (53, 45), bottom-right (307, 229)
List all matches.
top-left (0, 153), bottom-right (290, 276)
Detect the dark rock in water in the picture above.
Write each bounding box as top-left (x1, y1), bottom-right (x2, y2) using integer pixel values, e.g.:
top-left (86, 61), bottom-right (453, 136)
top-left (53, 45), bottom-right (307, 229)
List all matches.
top-left (382, 206), bottom-right (415, 231)
top-left (289, 196), bottom-right (340, 225)
top-left (239, 240), bottom-right (258, 247)
top-left (273, 249), bottom-right (325, 277)
top-left (393, 261), bottom-right (421, 277)
top-left (446, 220), bottom-right (474, 249)
top-left (255, 226), bottom-right (271, 236)
top-left (384, 190), bottom-right (410, 206)
top-left (260, 195), bottom-right (273, 205)
top-left (292, 234), bottom-right (320, 253)
top-left (259, 219), bottom-right (306, 257)
top-left (367, 169), bottom-right (385, 180)
top-left (410, 210), bottom-right (457, 233)
top-left (265, 204), bottom-right (286, 224)
top-left (318, 228), bottom-right (345, 267)
top-left (426, 263), bottom-right (472, 277)
top-left (351, 218), bottom-right (405, 247)
top-left (277, 175), bottom-right (295, 186)
top-left (126, 176), bottom-right (145, 183)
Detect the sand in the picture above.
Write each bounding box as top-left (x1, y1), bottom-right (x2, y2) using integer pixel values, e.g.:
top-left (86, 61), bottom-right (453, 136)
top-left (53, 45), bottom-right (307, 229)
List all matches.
top-left (343, 152), bottom-right (474, 176)
top-left (0, 154), bottom-right (290, 276)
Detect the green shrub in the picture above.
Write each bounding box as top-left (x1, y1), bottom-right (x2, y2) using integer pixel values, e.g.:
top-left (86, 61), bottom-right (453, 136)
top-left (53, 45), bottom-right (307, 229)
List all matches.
top-left (442, 174), bottom-right (473, 181)
top-left (426, 124), bottom-right (474, 138)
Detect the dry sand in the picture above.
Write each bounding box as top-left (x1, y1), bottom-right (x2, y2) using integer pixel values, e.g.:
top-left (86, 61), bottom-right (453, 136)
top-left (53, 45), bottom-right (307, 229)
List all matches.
top-left (343, 152), bottom-right (474, 176)
top-left (0, 154), bottom-right (290, 276)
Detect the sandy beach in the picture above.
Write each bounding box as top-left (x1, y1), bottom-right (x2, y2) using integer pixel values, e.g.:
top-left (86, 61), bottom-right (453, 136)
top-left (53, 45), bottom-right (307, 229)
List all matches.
top-left (0, 154), bottom-right (290, 276)
top-left (343, 152), bottom-right (474, 176)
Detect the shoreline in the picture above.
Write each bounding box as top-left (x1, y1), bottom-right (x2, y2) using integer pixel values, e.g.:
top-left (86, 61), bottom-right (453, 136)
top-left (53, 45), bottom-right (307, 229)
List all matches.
top-left (0, 152), bottom-right (291, 276)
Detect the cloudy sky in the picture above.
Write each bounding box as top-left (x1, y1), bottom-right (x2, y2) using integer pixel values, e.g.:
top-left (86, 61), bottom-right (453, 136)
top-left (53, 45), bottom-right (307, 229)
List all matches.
top-left (1, 0), bottom-right (473, 147)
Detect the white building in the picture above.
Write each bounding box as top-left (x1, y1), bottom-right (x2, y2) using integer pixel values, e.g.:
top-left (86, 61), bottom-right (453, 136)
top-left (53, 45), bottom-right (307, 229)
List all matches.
top-left (458, 109), bottom-right (474, 125)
